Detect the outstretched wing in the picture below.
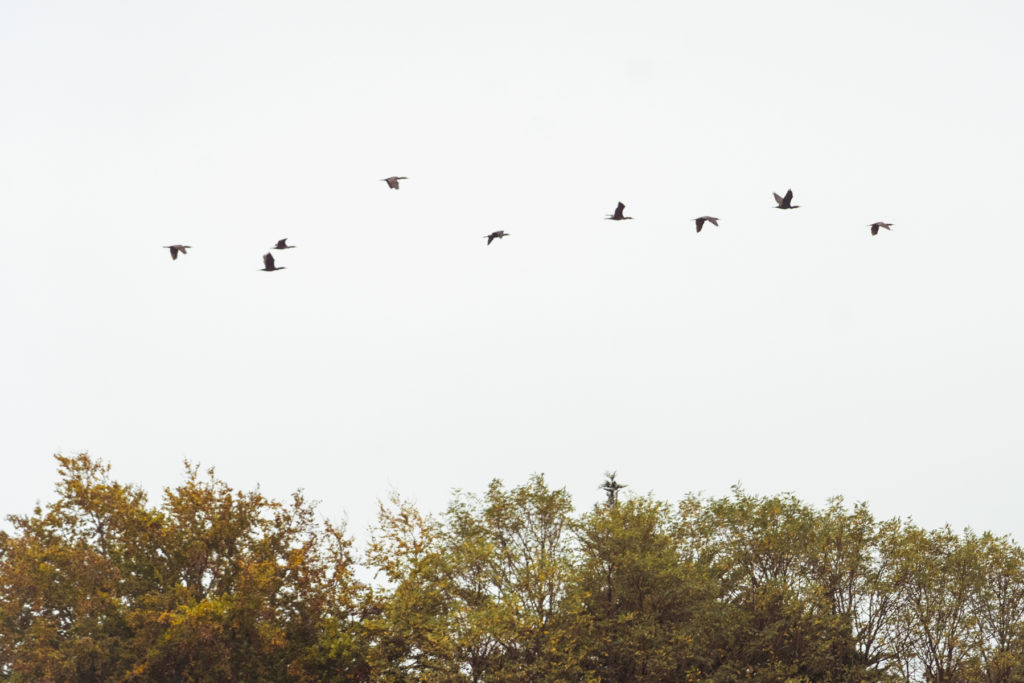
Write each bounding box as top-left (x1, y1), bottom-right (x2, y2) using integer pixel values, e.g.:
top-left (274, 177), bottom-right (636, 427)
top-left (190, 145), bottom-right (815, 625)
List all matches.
top-left (871, 224), bottom-right (879, 235)
top-left (170, 246), bottom-right (179, 260)
top-left (773, 192), bottom-right (784, 206)
top-left (613, 202), bottom-right (626, 219)
top-left (263, 252), bottom-right (275, 269)
top-left (695, 218), bottom-right (704, 232)
top-left (487, 234), bottom-right (495, 245)
top-left (275, 239), bottom-right (287, 249)
top-left (783, 189), bottom-right (793, 205)
top-left (707, 217), bottom-right (719, 227)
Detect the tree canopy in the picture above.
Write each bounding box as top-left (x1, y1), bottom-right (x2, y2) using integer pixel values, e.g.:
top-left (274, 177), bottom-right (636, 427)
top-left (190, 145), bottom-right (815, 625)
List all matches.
top-left (2, 454), bottom-right (1022, 682)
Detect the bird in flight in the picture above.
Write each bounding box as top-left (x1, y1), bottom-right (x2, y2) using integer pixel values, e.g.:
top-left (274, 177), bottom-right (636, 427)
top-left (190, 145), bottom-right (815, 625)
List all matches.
top-left (261, 252), bottom-right (286, 272)
top-left (485, 230), bottom-right (509, 245)
top-left (163, 245), bottom-right (191, 260)
top-left (273, 239), bottom-right (295, 250)
top-left (869, 222), bottom-right (893, 236)
top-left (773, 189), bottom-right (800, 209)
top-left (382, 176), bottom-right (408, 190)
top-left (694, 216), bottom-right (719, 233)
top-left (606, 202), bottom-right (633, 221)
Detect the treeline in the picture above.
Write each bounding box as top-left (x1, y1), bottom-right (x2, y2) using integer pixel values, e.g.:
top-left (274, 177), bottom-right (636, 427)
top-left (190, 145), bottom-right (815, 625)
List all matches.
top-left (1, 455), bottom-right (1023, 682)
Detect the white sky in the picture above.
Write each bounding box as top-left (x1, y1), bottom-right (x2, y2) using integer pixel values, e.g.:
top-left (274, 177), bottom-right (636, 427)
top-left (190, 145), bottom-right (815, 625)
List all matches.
top-left (2, 1), bottom-right (1023, 542)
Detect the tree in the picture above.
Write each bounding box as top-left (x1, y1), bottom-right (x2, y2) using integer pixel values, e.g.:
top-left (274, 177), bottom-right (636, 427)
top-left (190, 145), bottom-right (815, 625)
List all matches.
top-left (574, 495), bottom-right (717, 680)
top-left (0, 453), bottom-right (367, 681)
top-left (967, 532), bottom-right (1024, 681)
top-left (889, 525), bottom-right (985, 683)
top-left (805, 499), bottom-right (904, 679)
top-left (677, 487), bottom-right (863, 681)
top-left (364, 475), bottom-right (583, 681)
top-left (6, 455), bottom-right (1024, 681)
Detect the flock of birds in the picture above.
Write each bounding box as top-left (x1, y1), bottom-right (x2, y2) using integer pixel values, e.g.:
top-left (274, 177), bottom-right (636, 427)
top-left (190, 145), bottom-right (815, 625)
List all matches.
top-left (161, 180), bottom-right (893, 268)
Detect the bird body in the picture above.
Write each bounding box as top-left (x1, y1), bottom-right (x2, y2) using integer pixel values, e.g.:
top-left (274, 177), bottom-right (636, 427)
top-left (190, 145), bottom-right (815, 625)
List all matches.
top-left (382, 176), bottom-right (408, 189)
top-left (261, 252), bottom-right (286, 271)
top-left (694, 216), bottom-right (719, 232)
top-left (485, 230), bottom-right (509, 245)
top-left (869, 222), bottom-right (893, 236)
top-left (606, 202), bottom-right (633, 220)
top-left (273, 239), bottom-right (295, 249)
top-left (773, 189), bottom-right (800, 209)
top-left (163, 245), bottom-right (191, 260)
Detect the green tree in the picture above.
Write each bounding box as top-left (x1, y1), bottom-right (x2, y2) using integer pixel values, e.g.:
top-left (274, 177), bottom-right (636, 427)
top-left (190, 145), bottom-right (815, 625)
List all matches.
top-left (574, 494), bottom-right (719, 681)
top-left (965, 532), bottom-right (1024, 682)
top-left (678, 487), bottom-right (862, 681)
top-left (364, 475), bottom-right (583, 681)
top-left (890, 525), bottom-right (985, 683)
top-left (805, 499), bottom-right (904, 680)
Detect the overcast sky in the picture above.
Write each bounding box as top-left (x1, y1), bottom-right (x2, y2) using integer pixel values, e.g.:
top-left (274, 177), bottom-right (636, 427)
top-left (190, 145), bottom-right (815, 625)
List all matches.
top-left (2, 1), bottom-right (1023, 543)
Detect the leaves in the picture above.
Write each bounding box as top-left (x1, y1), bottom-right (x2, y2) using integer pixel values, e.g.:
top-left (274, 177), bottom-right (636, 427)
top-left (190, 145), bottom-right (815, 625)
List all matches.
top-left (3, 455), bottom-right (1023, 681)
top-left (0, 453), bottom-right (367, 681)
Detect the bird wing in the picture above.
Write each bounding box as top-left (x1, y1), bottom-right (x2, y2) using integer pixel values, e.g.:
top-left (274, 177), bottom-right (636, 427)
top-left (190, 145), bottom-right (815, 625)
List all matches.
top-left (275, 239), bottom-right (286, 249)
top-left (783, 189), bottom-right (794, 205)
top-left (773, 192), bottom-right (784, 206)
top-left (487, 234), bottom-right (495, 245)
top-left (386, 177), bottom-right (399, 188)
top-left (170, 246), bottom-right (179, 259)
top-left (871, 225), bottom-right (879, 235)
top-left (707, 217), bottom-right (719, 226)
top-left (263, 252), bottom-right (275, 269)
top-left (613, 202), bottom-right (625, 219)
top-left (695, 218), bottom-right (704, 232)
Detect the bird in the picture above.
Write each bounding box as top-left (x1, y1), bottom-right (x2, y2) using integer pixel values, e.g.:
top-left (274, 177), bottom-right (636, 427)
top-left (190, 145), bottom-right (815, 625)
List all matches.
top-left (606, 202), bottom-right (633, 221)
top-left (273, 239), bottom-right (295, 250)
top-left (869, 222), bottom-right (893, 236)
top-left (485, 230), bottom-right (509, 245)
top-left (382, 176), bottom-right (408, 190)
top-left (261, 252), bottom-right (286, 271)
top-left (163, 245), bottom-right (191, 260)
top-left (773, 189), bottom-right (800, 209)
top-left (694, 216), bottom-right (719, 233)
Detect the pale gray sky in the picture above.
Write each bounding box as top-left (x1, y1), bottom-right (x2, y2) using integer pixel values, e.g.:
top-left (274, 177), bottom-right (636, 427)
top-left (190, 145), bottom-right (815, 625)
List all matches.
top-left (2, 1), bottom-right (1023, 541)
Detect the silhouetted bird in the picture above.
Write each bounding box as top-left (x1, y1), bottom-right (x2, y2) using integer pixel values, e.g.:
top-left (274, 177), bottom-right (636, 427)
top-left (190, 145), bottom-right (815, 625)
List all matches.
top-left (694, 216), bottom-right (719, 233)
top-left (600, 471), bottom-right (627, 507)
top-left (163, 245), bottom-right (191, 260)
top-left (382, 176), bottom-right (408, 189)
top-left (606, 202), bottom-right (633, 221)
top-left (869, 222), bottom-right (893, 236)
top-left (261, 252), bottom-right (286, 271)
top-left (273, 239), bottom-right (295, 250)
top-left (485, 230), bottom-right (509, 245)
top-left (773, 189), bottom-right (800, 209)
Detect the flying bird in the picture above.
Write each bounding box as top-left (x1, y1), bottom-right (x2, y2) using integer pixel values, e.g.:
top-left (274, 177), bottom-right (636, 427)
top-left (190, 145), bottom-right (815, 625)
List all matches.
top-left (163, 245), bottom-right (191, 260)
top-left (382, 176), bottom-right (408, 189)
top-left (869, 222), bottom-right (893, 236)
top-left (606, 202), bottom-right (633, 221)
top-left (273, 239), bottom-right (295, 250)
top-left (773, 189), bottom-right (800, 209)
top-left (261, 252), bottom-right (286, 271)
top-left (485, 230), bottom-right (509, 245)
top-left (694, 216), bottom-right (719, 233)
